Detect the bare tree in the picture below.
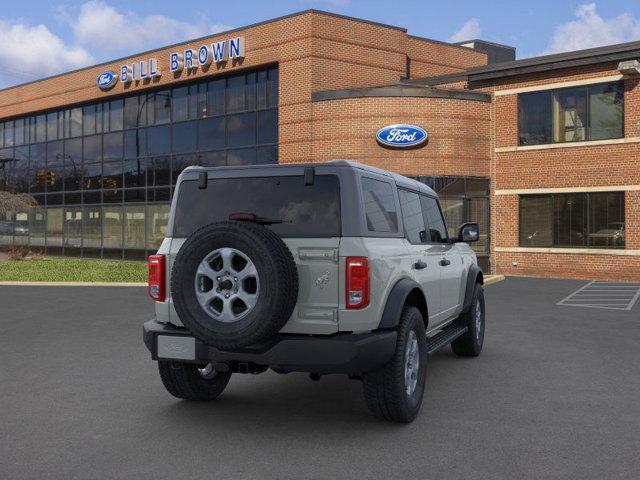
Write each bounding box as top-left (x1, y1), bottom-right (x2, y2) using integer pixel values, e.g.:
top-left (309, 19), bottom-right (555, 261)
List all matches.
top-left (0, 191), bottom-right (37, 215)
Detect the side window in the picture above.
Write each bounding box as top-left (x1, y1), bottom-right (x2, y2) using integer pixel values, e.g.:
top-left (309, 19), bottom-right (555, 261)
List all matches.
top-left (399, 189), bottom-right (427, 244)
top-left (420, 195), bottom-right (449, 243)
top-left (361, 177), bottom-right (398, 233)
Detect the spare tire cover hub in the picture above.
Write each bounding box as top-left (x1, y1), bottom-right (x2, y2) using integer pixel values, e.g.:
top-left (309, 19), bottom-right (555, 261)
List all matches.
top-left (194, 247), bottom-right (260, 323)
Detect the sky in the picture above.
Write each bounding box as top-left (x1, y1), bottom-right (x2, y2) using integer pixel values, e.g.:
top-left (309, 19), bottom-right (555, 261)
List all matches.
top-left (1, 0), bottom-right (640, 88)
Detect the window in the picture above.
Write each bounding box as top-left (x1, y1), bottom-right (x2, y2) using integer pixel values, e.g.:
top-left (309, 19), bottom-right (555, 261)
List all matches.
top-left (172, 121), bottom-right (197, 153)
top-left (590, 83), bottom-right (624, 140)
top-left (109, 100), bottom-right (124, 131)
top-left (198, 117), bottom-right (225, 150)
top-left (227, 112), bottom-right (256, 147)
top-left (174, 175), bottom-right (341, 238)
top-left (361, 177), bottom-right (398, 233)
top-left (172, 86), bottom-right (189, 122)
top-left (420, 196), bottom-right (448, 243)
top-left (518, 82), bottom-right (623, 145)
top-left (399, 190), bottom-right (426, 244)
top-left (519, 193), bottom-right (625, 248)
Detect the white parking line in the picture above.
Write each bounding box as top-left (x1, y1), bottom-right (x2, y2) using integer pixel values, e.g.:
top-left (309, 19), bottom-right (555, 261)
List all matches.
top-left (557, 281), bottom-right (640, 311)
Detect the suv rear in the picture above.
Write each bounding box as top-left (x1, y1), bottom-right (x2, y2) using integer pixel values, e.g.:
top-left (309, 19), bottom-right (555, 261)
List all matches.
top-left (143, 161), bottom-right (485, 422)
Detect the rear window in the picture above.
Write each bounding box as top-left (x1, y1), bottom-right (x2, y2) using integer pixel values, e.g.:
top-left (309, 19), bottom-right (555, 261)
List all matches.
top-left (173, 175), bottom-right (341, 237)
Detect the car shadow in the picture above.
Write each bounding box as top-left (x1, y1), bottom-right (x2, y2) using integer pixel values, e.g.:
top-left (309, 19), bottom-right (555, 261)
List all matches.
top-left (146, 352), bottom-right (462, 434)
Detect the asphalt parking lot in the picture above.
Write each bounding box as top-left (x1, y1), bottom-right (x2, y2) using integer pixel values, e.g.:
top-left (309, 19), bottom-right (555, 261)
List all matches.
top-left (1, 277), bottom-right (639, 480)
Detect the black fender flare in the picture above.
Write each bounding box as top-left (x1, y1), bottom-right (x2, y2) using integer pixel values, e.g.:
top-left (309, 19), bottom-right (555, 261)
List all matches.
top-left (378, 278), bottom-right (427, 330)
top-left (461, 264), bottom-right (484, 314)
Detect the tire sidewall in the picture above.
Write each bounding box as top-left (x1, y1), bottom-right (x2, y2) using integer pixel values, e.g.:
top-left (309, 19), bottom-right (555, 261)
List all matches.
top-left (467, 285), bottom-right (485, 354)
top-left (399, 308), bottom-right (428, 414)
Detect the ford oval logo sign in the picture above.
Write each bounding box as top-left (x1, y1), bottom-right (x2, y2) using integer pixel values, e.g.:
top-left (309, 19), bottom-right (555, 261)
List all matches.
top-left (96, 71), bottom-right (118, 90)
top-left (376, 124), bottom-right (428, 148)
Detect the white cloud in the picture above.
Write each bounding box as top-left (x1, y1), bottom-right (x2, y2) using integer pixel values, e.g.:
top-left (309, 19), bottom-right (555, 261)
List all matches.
top-left (0, 20), bottom-right (93, 88)
top-left (70, 1), bottom-right (232, 55)
top-left (448, 18), bottom-right (481, 43)
top-left (542, 3), bottom-right (640, 54)
top-left (0, 1), bottom-right (234, 88)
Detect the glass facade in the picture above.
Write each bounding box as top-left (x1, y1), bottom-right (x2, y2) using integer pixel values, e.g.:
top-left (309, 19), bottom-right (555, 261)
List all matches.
top-left (0, 66), bottom-right (278, 259)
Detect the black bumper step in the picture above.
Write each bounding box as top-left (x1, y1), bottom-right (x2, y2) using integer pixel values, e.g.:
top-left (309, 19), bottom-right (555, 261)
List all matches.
top-left (426, 323), bottom-right (468, 355)
top-left (143, 319), bottom-right (398, 375)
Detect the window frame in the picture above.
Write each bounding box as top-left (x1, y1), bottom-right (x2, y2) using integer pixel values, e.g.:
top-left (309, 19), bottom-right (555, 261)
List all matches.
top-left (517, 81), bottom-right (624, 146)
top-left (518, 192), bottom-right (625, 249)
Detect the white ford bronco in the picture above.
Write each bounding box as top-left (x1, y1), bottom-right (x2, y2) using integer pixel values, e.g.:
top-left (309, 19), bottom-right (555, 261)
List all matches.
top-left (143, 161), bottom-right (485, 423)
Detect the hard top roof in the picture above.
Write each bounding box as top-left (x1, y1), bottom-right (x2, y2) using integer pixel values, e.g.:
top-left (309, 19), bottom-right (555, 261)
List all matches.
top-left (183, 160), bottom-right (437, 196)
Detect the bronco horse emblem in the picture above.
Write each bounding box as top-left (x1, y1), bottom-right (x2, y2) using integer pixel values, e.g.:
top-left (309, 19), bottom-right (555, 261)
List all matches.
top-left (315, 271), bottom-right (331, 289)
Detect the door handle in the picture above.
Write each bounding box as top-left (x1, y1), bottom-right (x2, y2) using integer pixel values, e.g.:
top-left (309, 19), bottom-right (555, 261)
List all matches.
top-left (439, 258), bottom-right (451, 267)
top-left (413, 260), bottom-right (428, 270)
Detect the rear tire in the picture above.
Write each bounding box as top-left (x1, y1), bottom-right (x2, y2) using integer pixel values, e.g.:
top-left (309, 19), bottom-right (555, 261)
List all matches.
top-left (451, 283), bottom-right (485, 357)
top-left (158, 361), bottom-right (231, 401)
top-left (362, 306), bottom-right (427, 423)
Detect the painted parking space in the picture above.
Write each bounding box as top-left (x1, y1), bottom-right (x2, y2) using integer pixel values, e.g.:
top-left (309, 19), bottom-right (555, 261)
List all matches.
top-left (557, 281), bottom-right (640, 311)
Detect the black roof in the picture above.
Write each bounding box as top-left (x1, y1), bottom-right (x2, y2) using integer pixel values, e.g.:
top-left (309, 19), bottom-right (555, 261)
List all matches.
top-left (466, 40), bottom-right (640, 81)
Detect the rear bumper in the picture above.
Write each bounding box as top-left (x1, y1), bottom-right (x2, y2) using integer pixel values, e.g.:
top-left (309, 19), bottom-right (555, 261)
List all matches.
top-left (143, 319), bottom-right (397, 375)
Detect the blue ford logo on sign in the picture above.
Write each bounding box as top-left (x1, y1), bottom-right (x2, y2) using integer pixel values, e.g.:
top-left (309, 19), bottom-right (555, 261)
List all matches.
top-left (96, 71), bottom-right (118, 90)
top-left (376, 124), bottom-right (428, 148)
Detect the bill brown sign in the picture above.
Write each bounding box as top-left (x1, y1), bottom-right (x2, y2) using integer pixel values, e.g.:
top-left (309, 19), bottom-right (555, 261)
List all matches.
top-left (97, 37), bottom-right (245, 89)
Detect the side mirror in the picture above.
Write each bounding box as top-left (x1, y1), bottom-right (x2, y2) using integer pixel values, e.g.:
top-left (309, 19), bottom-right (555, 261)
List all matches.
top-left (458, 223), bottom-right (479, 243)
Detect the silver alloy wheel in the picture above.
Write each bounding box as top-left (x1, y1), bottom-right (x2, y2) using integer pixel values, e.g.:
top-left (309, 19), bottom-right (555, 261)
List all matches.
top-left (475, 299), bottom-right (482, 340)
top-left (194, 247), bottom-right (260, 323)
top-left (404, 330), bottom-right (419, 396)
top-left (198, 363), bottom-right (217, 379)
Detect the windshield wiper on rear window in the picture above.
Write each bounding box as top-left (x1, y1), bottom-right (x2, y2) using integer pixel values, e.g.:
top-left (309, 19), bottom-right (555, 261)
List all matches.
top-left (228, 212), bottom-right (286, 225)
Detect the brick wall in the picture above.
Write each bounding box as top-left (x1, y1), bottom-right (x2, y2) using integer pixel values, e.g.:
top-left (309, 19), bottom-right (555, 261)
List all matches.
top-left (493, 251), bottom-right (640, 281)
top-left (482, 63), bottom-right (640, 281)
top-left (305, 96), bottom-right (491, 177)
top-left (406, 37), bottom-right (487, 79)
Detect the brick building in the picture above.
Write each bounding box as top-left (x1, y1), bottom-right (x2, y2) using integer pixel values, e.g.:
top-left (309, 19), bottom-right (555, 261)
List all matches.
top-left (0, 10), bottom-right (637, 280)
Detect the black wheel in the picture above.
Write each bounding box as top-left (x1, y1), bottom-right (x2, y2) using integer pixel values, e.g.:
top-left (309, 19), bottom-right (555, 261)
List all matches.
top-left (158, 361), bottom-right (232, 401)
top-left (362, 306), bottom-right (427, 423)
top-left (451, 283), bottom-right (485, 357)
top-left (171, 221), bottom-right (298, 349)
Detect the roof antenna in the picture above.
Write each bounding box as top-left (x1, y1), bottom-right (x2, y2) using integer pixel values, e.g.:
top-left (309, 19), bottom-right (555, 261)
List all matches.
top-left (304, 167), bottom-right (315, 186)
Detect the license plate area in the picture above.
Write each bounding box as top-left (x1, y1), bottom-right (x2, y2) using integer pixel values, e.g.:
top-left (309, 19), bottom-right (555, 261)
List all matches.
top-left (157, 335), bottom-right (196, 360)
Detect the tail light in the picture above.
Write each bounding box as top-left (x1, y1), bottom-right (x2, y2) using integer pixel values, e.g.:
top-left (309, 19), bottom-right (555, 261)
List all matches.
top-left (148, 255), bottom-right (166, 301)
top-left (346, 257), bottom-right (369, 309)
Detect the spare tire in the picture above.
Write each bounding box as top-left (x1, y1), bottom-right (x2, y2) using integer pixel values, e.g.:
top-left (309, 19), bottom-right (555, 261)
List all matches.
top-left (171, 221), bottom-right (298, 349)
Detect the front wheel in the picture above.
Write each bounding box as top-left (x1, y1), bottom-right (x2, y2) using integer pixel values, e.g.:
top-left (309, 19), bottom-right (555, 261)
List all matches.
top-left (451, 283), bottom-right (485, 357)
top-left (362, 306), bottom-right (427, 423)
top-left (158, 361), bottom-right (232, 401)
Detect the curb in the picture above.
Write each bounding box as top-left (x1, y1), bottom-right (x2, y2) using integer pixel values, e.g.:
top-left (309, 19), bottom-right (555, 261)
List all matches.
top-left (484, 275), bottom-right (506, 286)
top-left (0, 281), bottom-right (146, 287)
